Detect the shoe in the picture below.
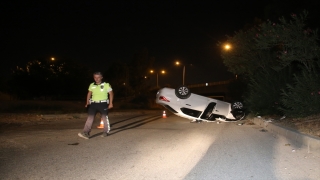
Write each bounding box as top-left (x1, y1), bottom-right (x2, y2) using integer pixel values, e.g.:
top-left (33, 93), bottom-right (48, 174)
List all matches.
top-left (101, 132), bottom-right (109, 137)
top-left (78, 132), bottom-right (89, 139)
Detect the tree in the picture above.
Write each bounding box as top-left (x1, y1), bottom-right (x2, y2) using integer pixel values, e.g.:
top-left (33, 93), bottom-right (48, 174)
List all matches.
top-left (255, 11), bottom-right (319, 72)
top-left (279, 69), bottom-right (320, 117)
top-left (221, 11), bottom-right (320, 117)
top-left (255, 11), bottom-right (320, 116)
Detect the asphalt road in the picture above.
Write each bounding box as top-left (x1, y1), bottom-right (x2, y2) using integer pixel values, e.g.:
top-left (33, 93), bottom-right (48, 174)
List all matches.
top-left (0, 111), bottom-right (319, 180)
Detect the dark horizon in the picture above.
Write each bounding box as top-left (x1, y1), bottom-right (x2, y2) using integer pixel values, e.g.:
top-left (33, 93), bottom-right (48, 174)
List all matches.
top-left (2, 1), bottom-right (319, 86)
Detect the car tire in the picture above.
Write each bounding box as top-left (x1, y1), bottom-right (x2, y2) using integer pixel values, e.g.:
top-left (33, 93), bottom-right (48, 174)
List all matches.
top-left (231, 101), bottom-right (244, 110)
top-left (175, 85), bottom-right (191, 99)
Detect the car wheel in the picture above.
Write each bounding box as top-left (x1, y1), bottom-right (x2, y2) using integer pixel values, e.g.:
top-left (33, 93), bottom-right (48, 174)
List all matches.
top-left (231, 101), bottom-right (244, 110)
top-left (175, 85), bottom-right (191, 99)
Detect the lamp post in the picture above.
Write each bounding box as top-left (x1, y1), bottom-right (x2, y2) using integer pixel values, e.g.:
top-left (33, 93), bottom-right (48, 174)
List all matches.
top-left (150, 70), bottom-right (165, 88)
top-left (175, 61), bottom-right (185, 85)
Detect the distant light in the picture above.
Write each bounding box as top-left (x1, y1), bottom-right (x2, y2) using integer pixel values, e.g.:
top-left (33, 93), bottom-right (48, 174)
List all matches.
top-left (206, 83), bottom-right (208, 86)
top-left (161, 70), bottom-right (165, 74)
top-left (51, 57), bottom-right (55, 61)
top-left (224, 44), bottom-right (231, 50)
top-left (175, 61), bottom-right (180, 65)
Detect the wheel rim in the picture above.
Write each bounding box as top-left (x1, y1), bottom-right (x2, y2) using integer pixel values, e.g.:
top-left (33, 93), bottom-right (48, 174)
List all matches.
top-left (179, 87), bottom-right (188, 95)
top-left (232, 102), bottom-right (243, 109)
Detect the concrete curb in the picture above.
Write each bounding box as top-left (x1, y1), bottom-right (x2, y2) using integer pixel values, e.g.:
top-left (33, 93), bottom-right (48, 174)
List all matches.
top-left (252, 117), bottom-right (320, 155)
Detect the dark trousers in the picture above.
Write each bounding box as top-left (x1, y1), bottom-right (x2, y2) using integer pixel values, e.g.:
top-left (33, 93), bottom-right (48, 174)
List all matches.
top-left (83, 102), bottom-right (110, 134)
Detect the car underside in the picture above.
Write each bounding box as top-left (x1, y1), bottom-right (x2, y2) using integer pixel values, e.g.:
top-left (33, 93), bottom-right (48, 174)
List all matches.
top-left (156, 86), bottom-right (245, 122)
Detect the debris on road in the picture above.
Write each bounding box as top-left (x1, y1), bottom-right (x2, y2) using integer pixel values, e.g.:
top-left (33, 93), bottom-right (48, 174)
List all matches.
top-left (264, 119), bottom-right (273, 122)
top-left (68, 143), bottom-right (79, 145)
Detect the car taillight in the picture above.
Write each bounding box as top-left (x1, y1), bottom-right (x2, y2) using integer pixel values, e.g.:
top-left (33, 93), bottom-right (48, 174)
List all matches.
top-left (159, 96), bottom-right (170, 102)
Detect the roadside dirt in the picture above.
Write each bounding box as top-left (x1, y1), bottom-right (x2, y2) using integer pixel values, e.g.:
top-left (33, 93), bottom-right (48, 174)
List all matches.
top-left (244, 114), bottom-right (320, 138)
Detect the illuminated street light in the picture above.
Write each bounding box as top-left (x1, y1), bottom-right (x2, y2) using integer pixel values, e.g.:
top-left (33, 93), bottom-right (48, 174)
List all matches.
top-left (224, 44), bottom-right (231, 50)
top-left (175, 61), bottom-right (186, 85)
top-left (150, 69), bottom-right (165, 87)
top-left (51, 57), bottom-right (55, 61)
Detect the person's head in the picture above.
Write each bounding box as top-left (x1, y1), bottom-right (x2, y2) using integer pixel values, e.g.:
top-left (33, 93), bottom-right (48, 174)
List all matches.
top-left (93, 72), bottom-right (103, 84)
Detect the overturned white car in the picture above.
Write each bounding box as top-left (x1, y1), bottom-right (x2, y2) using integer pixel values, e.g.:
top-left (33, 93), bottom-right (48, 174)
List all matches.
top-left (156, 86), bottom-right (245, 122)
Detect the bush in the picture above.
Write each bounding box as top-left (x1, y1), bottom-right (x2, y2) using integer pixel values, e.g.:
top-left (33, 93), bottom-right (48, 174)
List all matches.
top-left (221, 11), bottom-right (320, 119)
top-left (227, 78), bottom-right (248, 102)
top-left (245, 67), bottom-right (293, 115)
top-left (279, 70), bottom-right (320, 117)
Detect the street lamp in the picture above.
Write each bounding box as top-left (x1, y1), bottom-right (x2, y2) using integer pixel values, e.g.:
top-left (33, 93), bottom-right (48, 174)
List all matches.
top-left (224, 43), bottom-right (231, 51)
top-left (175, 61), bottom-right (186, 85)
top-left (150, 69), bottom-right (165, 87)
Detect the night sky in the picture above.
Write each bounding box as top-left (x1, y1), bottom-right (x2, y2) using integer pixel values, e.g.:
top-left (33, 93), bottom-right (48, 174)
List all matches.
top-left (2, 1), bottom-right (272, 86)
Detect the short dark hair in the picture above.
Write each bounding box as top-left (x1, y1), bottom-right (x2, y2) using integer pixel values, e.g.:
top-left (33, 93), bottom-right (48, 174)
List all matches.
top-left (93, 72), bottom-right (103, 76)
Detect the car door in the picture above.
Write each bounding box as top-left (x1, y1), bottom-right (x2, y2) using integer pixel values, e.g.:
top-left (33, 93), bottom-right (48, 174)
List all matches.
top-left (180, 93), bottom-right (210, 111)
top-left (213, 100), bottom-right (230, 116)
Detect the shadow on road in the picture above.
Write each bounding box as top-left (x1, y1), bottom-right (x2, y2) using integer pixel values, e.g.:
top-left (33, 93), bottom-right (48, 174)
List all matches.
top-left (110, 114), bottom-right (147, 126)
top-left (90, 115), bottom-right (163, 138)
top-left (110, 115), bottom-right (162, 135)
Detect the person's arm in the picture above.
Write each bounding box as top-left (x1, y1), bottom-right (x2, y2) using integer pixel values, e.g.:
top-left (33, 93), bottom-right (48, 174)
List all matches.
top-left (85, 91), bottom-right (92, 107)
top-left (108, 90), bottom-right (114, 109)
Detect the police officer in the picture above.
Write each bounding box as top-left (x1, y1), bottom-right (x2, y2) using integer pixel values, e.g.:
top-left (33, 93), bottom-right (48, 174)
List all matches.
top-left (78, 71), bottom-right (114, 139)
